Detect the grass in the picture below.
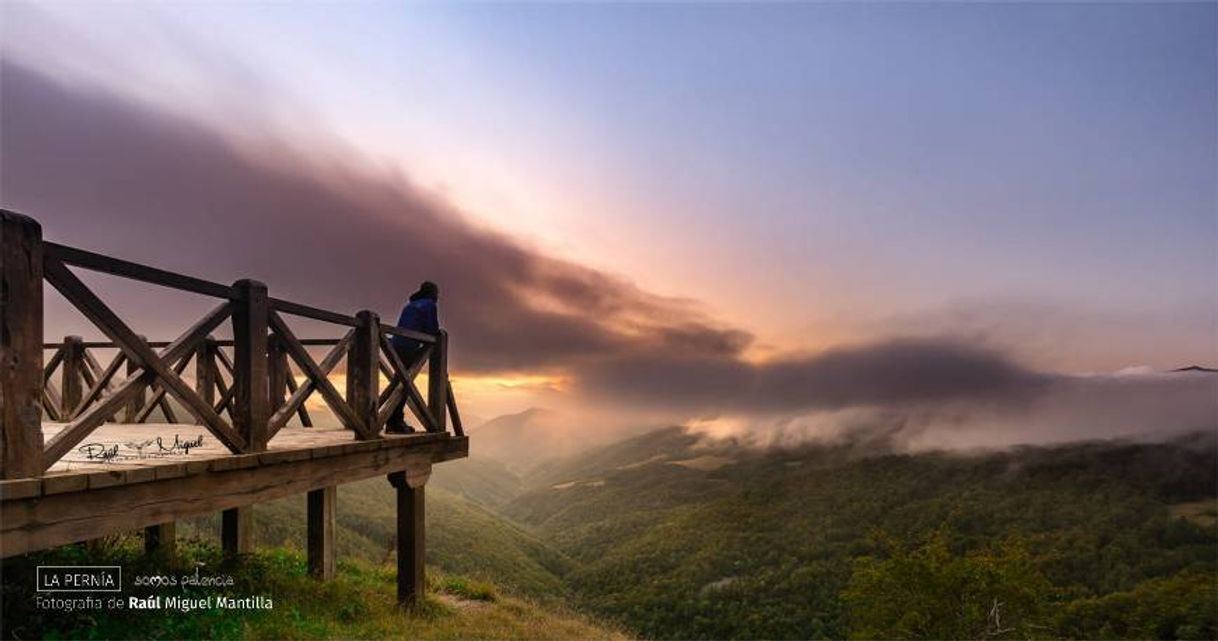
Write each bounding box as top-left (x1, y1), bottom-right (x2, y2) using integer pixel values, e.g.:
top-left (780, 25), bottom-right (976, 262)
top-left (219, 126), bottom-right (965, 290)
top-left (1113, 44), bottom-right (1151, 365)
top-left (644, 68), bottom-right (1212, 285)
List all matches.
top-left (0, 538), bottom-right (626, 641)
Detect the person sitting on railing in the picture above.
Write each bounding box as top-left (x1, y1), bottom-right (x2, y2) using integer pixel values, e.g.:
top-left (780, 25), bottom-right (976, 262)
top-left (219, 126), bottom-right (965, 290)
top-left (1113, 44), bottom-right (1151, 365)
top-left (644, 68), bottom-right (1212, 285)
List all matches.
top-left (387, 280), bottom-right (440, 433)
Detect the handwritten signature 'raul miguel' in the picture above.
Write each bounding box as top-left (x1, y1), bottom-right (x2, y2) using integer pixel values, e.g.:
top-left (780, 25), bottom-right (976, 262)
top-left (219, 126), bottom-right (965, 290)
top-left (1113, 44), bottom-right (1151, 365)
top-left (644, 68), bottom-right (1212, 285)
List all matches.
top-left (78, 434), bottom-right (206, 461)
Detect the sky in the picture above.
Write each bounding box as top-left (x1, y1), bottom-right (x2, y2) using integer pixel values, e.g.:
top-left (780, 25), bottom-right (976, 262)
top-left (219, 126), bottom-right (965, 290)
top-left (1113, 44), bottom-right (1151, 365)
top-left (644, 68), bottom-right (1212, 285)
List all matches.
top-left (2, 2), bottom-right (1215, 447)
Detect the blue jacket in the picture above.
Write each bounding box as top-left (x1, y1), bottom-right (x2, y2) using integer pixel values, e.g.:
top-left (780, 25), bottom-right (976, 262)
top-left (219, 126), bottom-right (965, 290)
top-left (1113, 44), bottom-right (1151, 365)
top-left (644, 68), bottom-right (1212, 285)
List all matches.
top-left (391, 297), bottom-right (438, 348)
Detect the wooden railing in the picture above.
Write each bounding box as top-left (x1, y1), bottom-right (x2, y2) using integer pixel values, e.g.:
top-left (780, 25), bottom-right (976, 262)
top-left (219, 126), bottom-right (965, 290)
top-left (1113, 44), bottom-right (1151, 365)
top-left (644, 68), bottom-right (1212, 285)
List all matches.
top-left (0, 210), bottom-right (463, 478)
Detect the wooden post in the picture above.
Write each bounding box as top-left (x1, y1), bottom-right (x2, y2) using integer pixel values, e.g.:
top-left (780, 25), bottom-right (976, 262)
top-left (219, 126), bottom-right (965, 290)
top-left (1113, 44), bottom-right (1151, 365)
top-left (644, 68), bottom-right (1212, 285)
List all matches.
top-left (227, 281), bottom-right (264, 556)
top-left (1, 210), bottom-right (45, 478)
top-left (268, 335), bottom-right (288, 418)
top-left (124, 335), bottom-right (148, 423)
top-left (144, 521), bottom-right (176, 557)
top-left (231, 279), bottom-right (269, 452)
top-left (426, 329), bottom-right (448, 433)
top-left (60, 336), bottom-right (84, 420)
top-left (389, 465), bottom-right (431, 606)
top-left (195, 337), bottom-right (216, 407)
top-left (348, 310), bottom-right (380, 438)
top-left (221, 507), bottom-right (252, 555)
top-left (307, 486), bottom-right (337, 580)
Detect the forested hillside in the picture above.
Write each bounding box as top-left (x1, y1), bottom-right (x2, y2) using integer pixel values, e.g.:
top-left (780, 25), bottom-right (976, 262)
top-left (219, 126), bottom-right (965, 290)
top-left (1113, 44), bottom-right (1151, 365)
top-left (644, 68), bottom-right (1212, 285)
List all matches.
top-left (168, 426), bottom-right (1216, 639)
top-left (502, 428), bottom-right (1218, 639)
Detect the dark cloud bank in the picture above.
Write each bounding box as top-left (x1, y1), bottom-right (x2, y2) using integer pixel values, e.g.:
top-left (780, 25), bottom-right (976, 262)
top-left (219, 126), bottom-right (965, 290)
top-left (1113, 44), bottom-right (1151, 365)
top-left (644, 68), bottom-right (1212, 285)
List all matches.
top-left (3, 61), bottom-right (1213, 446)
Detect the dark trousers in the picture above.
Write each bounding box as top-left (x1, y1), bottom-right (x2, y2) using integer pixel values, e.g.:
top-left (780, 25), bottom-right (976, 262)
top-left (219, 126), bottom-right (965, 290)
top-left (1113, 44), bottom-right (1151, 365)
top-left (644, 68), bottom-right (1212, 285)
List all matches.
top-left (389, 341), bottom-right (428, 427)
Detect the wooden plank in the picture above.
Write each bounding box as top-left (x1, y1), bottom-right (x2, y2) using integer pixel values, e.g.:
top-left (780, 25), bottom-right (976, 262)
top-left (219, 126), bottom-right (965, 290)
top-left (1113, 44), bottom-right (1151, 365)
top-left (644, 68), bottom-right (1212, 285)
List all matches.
top-left (232, 279), bottom-right (270, 452)
top-left (270, 314), bottom-right (363, 434)
top-left (41, 302), bottom-right (237, 465)
top-left (44, 242), bottom-right (235, 299)
top-left (1, 211), bottom-right (45, 478)
top-left (43, 473), bottom-right (88, 495)
top-left (447, 381), bottom-right (465, 437)
top-left (307, 486), bottom-right (337, 580)
top-left (43, 257), bottom-right (245, 452)
top-left (267, 331), bottom-right (351, 435)
top-left (0, 479), bottom-right (41, 500)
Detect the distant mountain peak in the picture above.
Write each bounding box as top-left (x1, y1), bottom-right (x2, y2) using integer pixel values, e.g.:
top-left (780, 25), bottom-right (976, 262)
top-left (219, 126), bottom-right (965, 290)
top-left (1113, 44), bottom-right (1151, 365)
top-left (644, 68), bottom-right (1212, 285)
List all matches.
top-left (1173, 365), bottom-right (1218, 373)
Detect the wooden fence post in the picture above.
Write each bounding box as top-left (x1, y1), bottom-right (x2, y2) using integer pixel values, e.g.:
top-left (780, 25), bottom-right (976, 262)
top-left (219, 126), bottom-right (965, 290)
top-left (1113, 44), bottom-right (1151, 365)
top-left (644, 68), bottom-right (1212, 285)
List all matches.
top-left (60, 336), bottom-right (84, 420)
top-left (144, 521), bottom-right (176, 558)
top-left (268, 335), bottom-right (288, 418)
top-left (122, 334), bottom-right (149, 423)
top-left (307, 486), bottom-right (337, 580)
top-left (389, 464), bottom-right (431, 606)
top-left (231, 279), bottom-right (269, 452)
top-left (195, 337), bottom-right (216, 408)
top-left (1, 210), bottom-right (45, 478)
top-left (221, 506), bottom-right (252, 556)
top-left (427, 329), bottom-right (448, 433)
top-left (348, 310), bottom-right (380, 438)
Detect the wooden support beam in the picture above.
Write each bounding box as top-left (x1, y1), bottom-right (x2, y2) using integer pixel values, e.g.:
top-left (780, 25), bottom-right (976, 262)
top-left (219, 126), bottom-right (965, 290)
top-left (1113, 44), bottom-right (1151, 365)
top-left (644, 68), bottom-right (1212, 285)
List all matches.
top-left (60, 336), bottom-right (84, 421)
top-left (389, 465), bottom-right (431, 606)
top-left (221, 506), bottom-right (252, 556)
top-left (232, 279), bottom-right (270, 452)
top-left (446, 381), bottom-right (465, 437)
top-left (307, 486), bottom-right (336, 580)
top-left (144, 521), bottom-right (176, 557)
top-left (348, 310), bottom-right (380, 439)
top-left (427, 330), bottom-right (448, 433)
top-left (1, 210), bottom-right (45, 478)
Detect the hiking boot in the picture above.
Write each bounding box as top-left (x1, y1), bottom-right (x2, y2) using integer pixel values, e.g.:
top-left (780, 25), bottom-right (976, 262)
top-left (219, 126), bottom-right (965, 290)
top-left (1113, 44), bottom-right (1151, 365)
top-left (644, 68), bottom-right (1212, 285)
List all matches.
top-left (385, 419), bottom-right (415, 434)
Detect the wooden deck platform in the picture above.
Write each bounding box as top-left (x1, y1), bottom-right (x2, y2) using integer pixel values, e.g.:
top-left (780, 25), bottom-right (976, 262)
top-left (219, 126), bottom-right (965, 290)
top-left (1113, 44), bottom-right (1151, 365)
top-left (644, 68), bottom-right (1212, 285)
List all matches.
top-left (1, 209), bottom-right (468, 602)
top-left (1, 422), bottom-right (467, 557)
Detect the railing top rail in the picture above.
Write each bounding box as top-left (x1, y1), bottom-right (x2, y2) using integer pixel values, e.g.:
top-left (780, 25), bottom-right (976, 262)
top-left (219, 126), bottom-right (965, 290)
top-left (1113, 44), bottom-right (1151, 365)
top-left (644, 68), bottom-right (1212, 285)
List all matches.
top-left (46, 242), bottom-right (235, 299)
top-left (42, 338), bottom-right (343, 349)
top-left (380, 323), bottom-right (437, 344)
top-left (44, 241), bottom-right (433, 342)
